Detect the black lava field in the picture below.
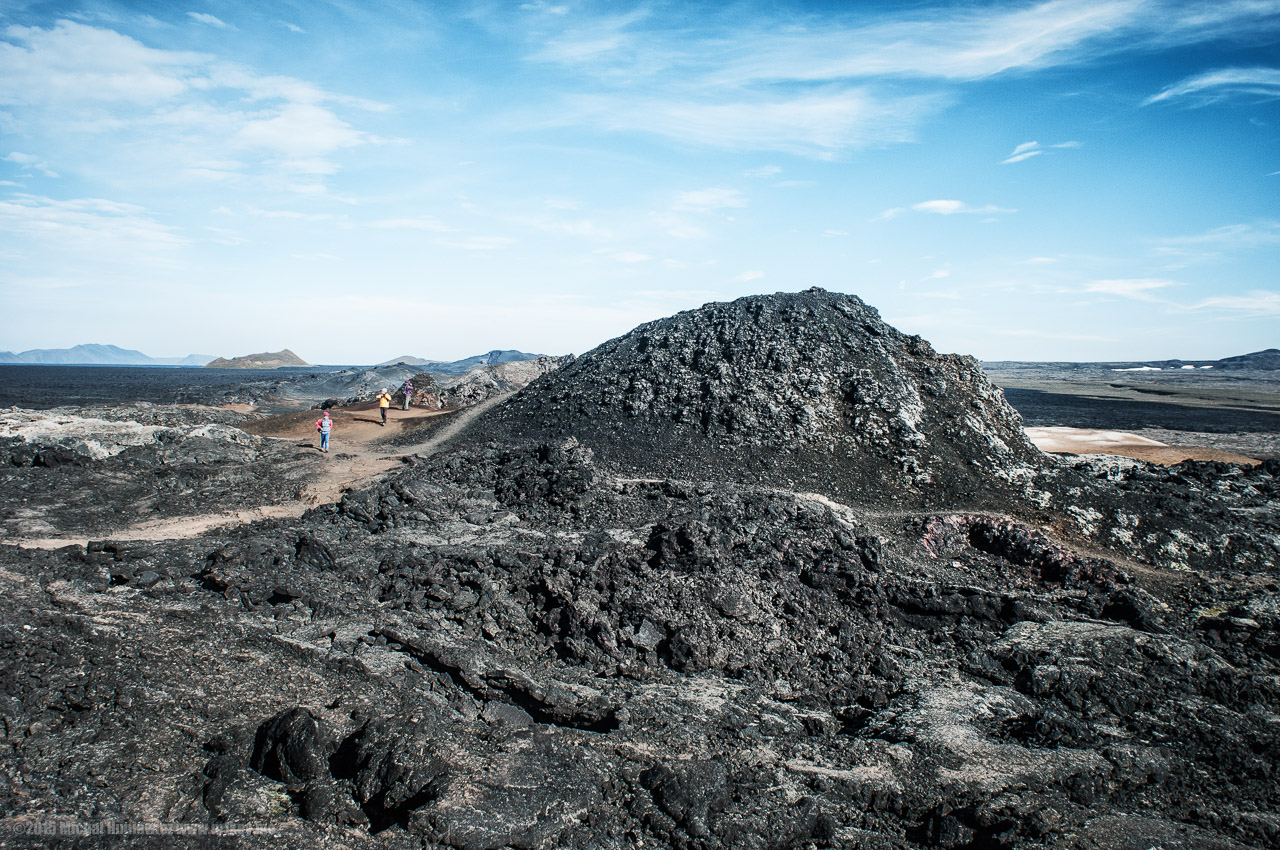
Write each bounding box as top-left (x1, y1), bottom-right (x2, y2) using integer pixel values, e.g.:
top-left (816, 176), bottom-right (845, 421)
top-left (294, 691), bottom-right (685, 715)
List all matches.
top-left (0, 289), bottom-right (1277, 850)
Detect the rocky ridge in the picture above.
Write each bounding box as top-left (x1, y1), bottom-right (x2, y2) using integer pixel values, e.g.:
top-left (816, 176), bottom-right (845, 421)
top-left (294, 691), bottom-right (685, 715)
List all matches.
top-left (406, 356), bottom-right (570, 411)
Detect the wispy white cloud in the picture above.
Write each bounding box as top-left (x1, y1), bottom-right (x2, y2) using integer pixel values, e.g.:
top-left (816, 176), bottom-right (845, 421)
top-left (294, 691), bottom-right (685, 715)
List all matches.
top-left (244, 206), bottom-right (338, 221)
top-left (1189, 289), bottom-right (1280, 316)
top-left (565, 90), bottom-right (942, 156)
top-left (1083, 278), bottom-right (1175, 300)
top-left (0, 194), bottom-right (183, 262)
top-left (1003, 149), bottom-right (1044, 164)
top-left (1145, 66), bottom-right (1280, 105)
top-left (1000, 139), bottom-right (1082, 164)
top-left (187, 12), bottom-right (233, 30)
top-left (520, 1), bottom-right (570, 15)
top-left (988, 328), bottom-right (1110, 341)
top-left (1155, 222), bottom-right (1280, 263)
top-left (704, 0), bottom-right (1150, 84)
top-left (234, 103), bottom-right (372, 171)
top-left (4, 152), bottom-right (59, 177)
top-left (510, 212), bottom-right (613, 240)
top-left (745, 165), bottom-right (782, 178)
top-left (649, 212), bottom-right (706, 239)
top-left (527, 9), bottom-right (651, 65)
top-left (735, 270), bottom-right (765, 282)
top-left (435, 235), bottom-right (516, 251)
top-left (672, 188), bottom-right (748, 213)
top-left (911, 199), bottom-right (1015, 215)
top-left (370, 217), bottom-right (453, 232)
top-left (613, 251), bottom-right (652, 263)
top-left (203, 225), bottom-right (247, 245)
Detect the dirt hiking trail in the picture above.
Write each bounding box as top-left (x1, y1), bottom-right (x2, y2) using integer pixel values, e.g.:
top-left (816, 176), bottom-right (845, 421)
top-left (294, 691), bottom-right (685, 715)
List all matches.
top-left (10, 401), bottom-right (1257, 552)
top-left (10, 395), bottom-right (511, 550)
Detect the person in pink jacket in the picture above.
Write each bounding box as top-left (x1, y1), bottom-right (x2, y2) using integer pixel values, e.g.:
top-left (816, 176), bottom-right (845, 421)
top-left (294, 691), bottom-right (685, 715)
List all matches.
top-left (316, 411), bottom-right (332, 453)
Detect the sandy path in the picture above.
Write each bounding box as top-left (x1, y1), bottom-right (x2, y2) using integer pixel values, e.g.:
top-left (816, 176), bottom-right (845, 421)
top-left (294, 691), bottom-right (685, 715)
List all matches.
top-left (1025, 426), bottom-right (1260, 465)
top-left (9, 395), bottom-right (511, 550)
top-left (10, 403), bottom-right (1256, 552)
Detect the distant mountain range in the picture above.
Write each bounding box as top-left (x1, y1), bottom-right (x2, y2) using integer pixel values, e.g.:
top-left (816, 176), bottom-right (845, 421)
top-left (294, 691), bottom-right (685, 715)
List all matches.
top-left (376, 349), bottom-right (547, 375)
top-left (0, 345), bottom-right (548, 371)
top-left (0, 344), bottom-right (215, 367)
top-left (204, 349), bottom-right (310, 370)
top-left (1127, 349), bottom-right (1280, 371)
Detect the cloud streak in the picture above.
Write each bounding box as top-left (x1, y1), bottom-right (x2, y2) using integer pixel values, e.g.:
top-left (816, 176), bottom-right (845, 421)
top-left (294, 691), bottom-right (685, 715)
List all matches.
top-left (562, 90), bottom-right (943, 156)
top-left (1146, 66), bottom-right (1280, 105)
top-left (1190, 290), bottom-right (1280, 316)
top-left (1000, 140), bottom-right (1081, 164)
top-left (0, 194), bottom-right (184, 263)
top-left (1083, 278), bottom-right (1175, 300)
top-left (912, 199), bottom-right (1015, 215)
top-left (187, 12), bottom-right (234, 30)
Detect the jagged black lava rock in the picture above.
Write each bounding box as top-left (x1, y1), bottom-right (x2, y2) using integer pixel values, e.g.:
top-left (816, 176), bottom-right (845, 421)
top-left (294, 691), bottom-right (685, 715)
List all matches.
top-left (471, 288), bottom-right (1043, 505)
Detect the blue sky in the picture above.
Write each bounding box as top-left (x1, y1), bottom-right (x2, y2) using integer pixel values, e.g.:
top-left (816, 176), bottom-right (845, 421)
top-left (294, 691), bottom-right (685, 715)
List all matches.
top-left (1, 0), bottom-right (1277, 364)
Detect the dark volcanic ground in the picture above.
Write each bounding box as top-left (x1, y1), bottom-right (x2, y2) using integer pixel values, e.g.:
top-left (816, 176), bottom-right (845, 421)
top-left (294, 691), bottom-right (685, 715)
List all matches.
top-left (0, 365), bottom-right (339, 410)
top-left (984, 361), bottom-right (1280, 460)
top-left (0, 291), bottom-right (1278, 849)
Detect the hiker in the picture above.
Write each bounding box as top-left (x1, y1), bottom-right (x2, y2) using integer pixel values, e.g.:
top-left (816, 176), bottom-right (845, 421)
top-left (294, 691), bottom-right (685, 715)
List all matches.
top-left (401, 380), bottom-right (413, 410)
top-left (376, 388), bottom-right (393, 426)
top-left (315, 411), bottom-right (332, 453)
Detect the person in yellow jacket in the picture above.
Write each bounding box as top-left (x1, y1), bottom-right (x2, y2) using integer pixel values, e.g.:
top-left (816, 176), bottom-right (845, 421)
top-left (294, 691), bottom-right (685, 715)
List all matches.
top-left (376, 389), bottom-right (392, 426)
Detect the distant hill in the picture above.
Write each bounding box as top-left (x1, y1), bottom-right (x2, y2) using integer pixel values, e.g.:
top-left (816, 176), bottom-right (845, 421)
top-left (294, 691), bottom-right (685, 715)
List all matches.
top-left (1131, 349), bottom-right (1280, 371)
top-left (375, 355), bottom-right (438, 368)
top-left (204, 349), bottom-right (310, 370)
top-left (375, 350), bottom-right (545, 375)
top-left (1215, 348), bottom-right (1280, 370)
top-left (0, 344), bottom-right (215, 366)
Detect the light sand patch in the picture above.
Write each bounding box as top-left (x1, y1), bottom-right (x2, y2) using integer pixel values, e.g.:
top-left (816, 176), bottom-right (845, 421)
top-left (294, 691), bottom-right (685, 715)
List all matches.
top-left (1027, 426), bottom-right (1259, 465)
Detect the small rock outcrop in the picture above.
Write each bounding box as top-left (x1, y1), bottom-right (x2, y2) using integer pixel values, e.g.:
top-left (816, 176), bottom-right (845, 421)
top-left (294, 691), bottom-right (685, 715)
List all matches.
top-left (205, 349), bottom-right (310, 370)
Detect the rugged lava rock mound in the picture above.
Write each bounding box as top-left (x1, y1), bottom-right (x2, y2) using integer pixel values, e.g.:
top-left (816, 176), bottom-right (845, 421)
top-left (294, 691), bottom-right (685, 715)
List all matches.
top-left (3, 440), bottom-right (1276, 848)
top-left (475, 289), bottom-right (1041, 504)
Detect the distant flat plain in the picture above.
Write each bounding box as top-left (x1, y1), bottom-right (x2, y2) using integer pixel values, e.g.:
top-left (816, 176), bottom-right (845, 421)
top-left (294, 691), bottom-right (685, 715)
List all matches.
top-left (985, 362), bottom-right (1280, 461)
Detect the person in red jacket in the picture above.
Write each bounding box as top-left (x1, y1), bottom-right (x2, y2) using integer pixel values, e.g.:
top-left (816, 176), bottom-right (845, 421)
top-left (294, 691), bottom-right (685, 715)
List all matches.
top-left (315, 411), bottom-right (332, 453)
